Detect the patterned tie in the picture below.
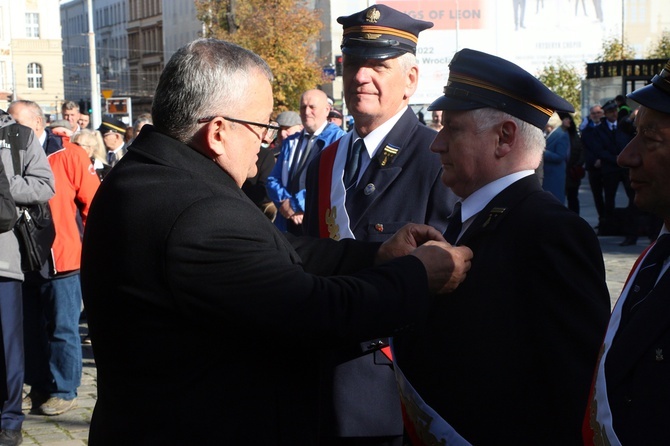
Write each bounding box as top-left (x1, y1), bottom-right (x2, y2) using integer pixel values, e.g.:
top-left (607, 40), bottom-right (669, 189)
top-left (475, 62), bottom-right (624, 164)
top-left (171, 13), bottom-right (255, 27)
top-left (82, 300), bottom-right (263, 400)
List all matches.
top-left (444, 201), bottom-right (462, 245)
top-left (344, 138), bottom-right (365, 189)
top-left (621, 234), bottom-right (670, 322)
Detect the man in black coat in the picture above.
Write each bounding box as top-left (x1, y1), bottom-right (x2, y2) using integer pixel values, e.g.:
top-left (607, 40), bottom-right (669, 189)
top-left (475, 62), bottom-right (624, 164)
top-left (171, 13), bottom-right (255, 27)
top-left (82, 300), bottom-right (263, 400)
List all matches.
top-left (393, 48), bottom-right (611, 445)
top-left (80, 38), bottom-right (473, 445)
top-left (584, 59), bottom-right (670, 446)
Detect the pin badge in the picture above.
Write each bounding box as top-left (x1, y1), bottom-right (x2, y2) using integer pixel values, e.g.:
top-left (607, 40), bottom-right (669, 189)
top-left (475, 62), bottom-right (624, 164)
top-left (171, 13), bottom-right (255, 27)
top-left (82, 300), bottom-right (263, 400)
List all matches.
top-left (364, 183), bottom-right (376, 195)
top-left (380, 145), bottom-right (399, 166)
top-left (483, 207), bottom-right (506, 227)
top-left (656, 348), bottom-right (664, 361)
top-left (375, 223), bottom-right (384, 233)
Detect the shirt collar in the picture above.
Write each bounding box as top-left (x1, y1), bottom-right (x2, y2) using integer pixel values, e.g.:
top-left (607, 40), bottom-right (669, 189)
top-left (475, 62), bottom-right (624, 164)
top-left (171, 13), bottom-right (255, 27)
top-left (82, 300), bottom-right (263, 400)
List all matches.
top-left (460, 170), bottom-right (534, 223)
top-left (353, 106), bottom-right (408, 159)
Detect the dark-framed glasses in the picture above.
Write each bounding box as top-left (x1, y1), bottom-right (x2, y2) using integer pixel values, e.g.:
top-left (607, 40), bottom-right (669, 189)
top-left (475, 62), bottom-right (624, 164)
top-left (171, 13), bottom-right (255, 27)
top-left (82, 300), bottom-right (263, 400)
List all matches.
top-left (197, 115), bottom-right (280, 141)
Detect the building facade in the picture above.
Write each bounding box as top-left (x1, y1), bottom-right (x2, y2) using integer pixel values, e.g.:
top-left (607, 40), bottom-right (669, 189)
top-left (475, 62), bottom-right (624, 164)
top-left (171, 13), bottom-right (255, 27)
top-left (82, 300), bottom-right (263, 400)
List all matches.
top-left (1, 0), bottom-right (64, 117)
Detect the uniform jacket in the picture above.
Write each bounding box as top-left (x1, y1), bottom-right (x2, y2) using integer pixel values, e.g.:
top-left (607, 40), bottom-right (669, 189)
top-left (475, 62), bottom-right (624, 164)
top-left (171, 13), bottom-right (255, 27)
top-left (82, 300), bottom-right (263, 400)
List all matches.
top-left (0, 112), bottom-right (55, 281)
top-left (586, 121), bottom-right (634, 175)
top-left (303, 108), bottom-right (456, 438)
top-left (80, 126), bottom-right (433, 445)
top-left (267, 123), bottom-right (344, 232)
top-left (394, 174), bottom-right (611, 445)
top-left (47, 142), bottom-right (100, 274)
top-left (601, 233), bottom-right (670, 445)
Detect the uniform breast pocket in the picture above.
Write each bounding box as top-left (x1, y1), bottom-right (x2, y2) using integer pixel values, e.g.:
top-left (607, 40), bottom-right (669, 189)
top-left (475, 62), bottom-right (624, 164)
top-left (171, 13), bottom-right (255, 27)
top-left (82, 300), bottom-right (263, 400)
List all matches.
top-left (364, 221), bottom-right (410, 242)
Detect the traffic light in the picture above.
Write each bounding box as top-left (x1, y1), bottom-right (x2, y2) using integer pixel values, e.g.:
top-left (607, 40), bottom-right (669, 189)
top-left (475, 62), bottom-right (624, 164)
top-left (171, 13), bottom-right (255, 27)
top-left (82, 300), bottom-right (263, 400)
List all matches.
top-left (87, 101), bottom-right (92, 114)
top-left (335, 55), bottom-right (343, 77)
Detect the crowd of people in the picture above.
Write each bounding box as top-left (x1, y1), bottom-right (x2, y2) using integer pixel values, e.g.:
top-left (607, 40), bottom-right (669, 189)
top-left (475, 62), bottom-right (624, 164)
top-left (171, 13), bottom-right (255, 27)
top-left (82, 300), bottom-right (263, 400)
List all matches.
top-left (1, 3), bottom-right (670, 446)
top-left (0, 100), bottom-right (151, 446)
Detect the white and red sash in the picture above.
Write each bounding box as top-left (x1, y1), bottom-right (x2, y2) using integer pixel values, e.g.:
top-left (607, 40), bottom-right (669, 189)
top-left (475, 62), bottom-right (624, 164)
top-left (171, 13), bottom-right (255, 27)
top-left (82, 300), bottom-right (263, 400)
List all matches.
top-left (390, 340), bottom-right (472, 446)
top-left (317, 132), bottom-right (355, 240)
top-left (583, 245), bottom-right (652, 446)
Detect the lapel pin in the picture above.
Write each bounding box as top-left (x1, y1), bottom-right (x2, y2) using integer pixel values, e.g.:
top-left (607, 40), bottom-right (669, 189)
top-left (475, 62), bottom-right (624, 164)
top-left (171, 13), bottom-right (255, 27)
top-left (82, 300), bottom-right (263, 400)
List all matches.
top-left (375, 223), bottom-right (384, 233)
top-left (364, 183), bottom-right (376, 195)
top-left (483, 207), bottom-right (506, 228)
top-left (379, 145), bottom-right (399, 166)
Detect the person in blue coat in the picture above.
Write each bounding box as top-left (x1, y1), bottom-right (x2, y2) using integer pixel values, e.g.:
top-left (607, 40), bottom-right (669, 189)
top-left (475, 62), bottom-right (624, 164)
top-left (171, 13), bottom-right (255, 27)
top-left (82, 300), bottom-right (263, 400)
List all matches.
top-left (542, 113), bottom-right (571, 204)
top-left (267, 89), bottom-right (344, 235)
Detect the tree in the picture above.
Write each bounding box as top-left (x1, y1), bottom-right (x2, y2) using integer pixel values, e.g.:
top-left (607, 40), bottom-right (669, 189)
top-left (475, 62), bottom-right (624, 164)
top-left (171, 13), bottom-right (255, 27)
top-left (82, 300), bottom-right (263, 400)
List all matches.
top-left (647, 31), bottom-right (670, 59)
top-left (536, 59), bottom-right (582, 118)
top-left (595, 35), bottom-right (636, 62)
top-left (195, 0), bottom-right (326, 112)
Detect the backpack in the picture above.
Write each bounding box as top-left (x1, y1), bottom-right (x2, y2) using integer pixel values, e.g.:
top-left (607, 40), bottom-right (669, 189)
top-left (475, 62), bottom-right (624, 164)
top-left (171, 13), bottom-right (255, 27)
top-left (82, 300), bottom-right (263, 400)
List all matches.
top-left (0, 123), bottom-right (56, 272)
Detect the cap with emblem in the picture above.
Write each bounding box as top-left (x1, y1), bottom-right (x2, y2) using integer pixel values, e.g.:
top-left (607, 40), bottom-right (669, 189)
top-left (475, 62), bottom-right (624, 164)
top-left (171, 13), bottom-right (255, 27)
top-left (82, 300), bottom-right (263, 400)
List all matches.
top-left (97, 116), bottom-right (126, 135)
top-left (338, 4), bottom-right (433, 60)
top-left (428, 48), bottom-right (575, 129)
top-left (628, 60), bottom-right (670, 114)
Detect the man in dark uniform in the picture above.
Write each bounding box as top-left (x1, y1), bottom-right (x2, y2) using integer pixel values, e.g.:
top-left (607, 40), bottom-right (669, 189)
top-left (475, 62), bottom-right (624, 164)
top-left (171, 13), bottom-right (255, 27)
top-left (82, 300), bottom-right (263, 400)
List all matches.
top-left (584, 59), bottom-right (670, 446)
top-left (393, 49), bottom-right (611, 445)
top-left (303, 5), bottom-right (456, 445)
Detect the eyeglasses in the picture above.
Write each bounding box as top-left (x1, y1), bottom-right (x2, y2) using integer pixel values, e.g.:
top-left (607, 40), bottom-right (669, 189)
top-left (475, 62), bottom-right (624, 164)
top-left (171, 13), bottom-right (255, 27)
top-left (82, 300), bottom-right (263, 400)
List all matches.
top-left (197, 116), bottom-right (280, 141)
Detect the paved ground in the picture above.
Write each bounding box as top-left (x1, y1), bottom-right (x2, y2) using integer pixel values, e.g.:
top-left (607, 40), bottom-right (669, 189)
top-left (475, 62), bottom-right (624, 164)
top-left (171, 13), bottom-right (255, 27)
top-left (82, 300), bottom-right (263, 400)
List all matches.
top-left (18, 182), bottom-right (652, 444)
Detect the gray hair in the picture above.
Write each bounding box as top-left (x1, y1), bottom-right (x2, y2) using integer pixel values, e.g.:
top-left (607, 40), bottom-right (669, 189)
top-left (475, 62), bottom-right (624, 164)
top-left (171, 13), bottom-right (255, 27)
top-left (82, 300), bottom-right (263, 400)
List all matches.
top-left (471, 108), bottom-right (546, 165)
top-left (152, 39), bottom-right (273, 143)
top-left (8, 99), bottom-right (43, 120)
top-left (397, 52), bottom-right (417, 74)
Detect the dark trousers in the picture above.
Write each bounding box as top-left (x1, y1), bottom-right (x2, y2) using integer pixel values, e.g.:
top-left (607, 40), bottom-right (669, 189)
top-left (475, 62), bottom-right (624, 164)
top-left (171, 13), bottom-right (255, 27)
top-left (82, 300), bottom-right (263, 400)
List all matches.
top-left (602, 169), bottom-right (637, 238)
top-left (587, 168), bottom-right (604, 222)
top-left (0, 278), bottom-right (25, 431)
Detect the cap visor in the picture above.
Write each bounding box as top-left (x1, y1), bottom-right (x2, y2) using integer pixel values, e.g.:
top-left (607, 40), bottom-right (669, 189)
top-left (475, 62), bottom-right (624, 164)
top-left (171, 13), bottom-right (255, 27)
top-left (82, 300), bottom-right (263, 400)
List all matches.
top-left (428, 95), bottom-right (487, 112)
top-left (628, 84), bottom-right (670, 114)
top-left (342, 46), bottom-right (405, 60)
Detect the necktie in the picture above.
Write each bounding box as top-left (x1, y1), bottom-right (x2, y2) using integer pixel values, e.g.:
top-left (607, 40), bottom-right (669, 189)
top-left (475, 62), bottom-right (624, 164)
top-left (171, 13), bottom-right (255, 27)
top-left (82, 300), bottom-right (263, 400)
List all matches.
top-left (622, 234), bottom-right (670, 319)
top-left (444, 202), bottom-right (462, 245)
top-left (344, 138), bottom-right (365, 189)
top-left (290, 133), bottom-right (310, 179)
top-left (107, 151), bottom-right (116, 166)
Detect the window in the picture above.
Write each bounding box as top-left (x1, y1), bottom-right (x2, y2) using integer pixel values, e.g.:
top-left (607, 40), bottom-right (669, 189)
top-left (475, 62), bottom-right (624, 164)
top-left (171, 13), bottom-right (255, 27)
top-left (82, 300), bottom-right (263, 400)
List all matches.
top-left (27, 63), bottom-right (43, 89)
top-left (26, 12), bottom-right (39, 38)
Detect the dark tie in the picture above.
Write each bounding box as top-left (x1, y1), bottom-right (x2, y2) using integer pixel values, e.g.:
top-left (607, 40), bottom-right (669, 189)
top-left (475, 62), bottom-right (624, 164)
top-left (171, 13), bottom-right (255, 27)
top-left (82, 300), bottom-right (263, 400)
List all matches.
top-left (290, 134), bottom-right (310, 180)
top-left (344, 138), bottom-right (365, 189)
top-left (107, 151), bottom-right (116, 166)
top-left (622, 234), bottom-right (670, 320)
top-left (444, 202), bottom-right (462, 245)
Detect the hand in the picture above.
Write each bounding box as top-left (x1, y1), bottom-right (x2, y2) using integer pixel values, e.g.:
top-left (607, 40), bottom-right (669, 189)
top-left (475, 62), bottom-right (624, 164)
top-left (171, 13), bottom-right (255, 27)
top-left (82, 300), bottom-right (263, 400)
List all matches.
top-left (410, 242), bottom-right (473, 294)
top-left (279, 199), bottom-right (294, 219)
top-left (290, 212), bottom-right (304, 225)
top-left (375, 223), bottom-right (446, 265)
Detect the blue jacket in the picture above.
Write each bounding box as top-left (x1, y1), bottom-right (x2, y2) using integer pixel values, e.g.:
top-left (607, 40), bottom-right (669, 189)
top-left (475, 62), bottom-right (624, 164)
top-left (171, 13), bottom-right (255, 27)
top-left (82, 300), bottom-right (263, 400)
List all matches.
top-left (267, 123), bottom-right (344, 232)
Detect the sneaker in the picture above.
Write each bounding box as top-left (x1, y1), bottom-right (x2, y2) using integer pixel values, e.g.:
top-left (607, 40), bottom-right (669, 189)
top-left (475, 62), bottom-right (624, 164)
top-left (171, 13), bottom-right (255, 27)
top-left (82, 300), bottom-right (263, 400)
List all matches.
top-left (21, 391), bottom-right (47, 412)
top-left (0, 429), bottom-right (22, 446)
top-left (39, 397), bottom-right (77, 416)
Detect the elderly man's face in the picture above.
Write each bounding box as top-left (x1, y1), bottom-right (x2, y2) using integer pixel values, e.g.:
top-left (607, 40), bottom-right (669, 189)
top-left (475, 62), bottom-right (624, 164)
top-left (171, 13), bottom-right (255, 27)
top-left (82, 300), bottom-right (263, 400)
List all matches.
top-left (300, 91), bottom-right (330, 134)
top-left (220, 70), bottom-right (274, 185)
top-left (431, 110), bottom-right (500, 199)
top-left (590, 106), bottom-right (603, 122)
top-left (618, 106), bottom-right (670, 220)
top-left (343, 54), bottom-right (417, 134)
top-left (8, 103), bottom-right (42, 136)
